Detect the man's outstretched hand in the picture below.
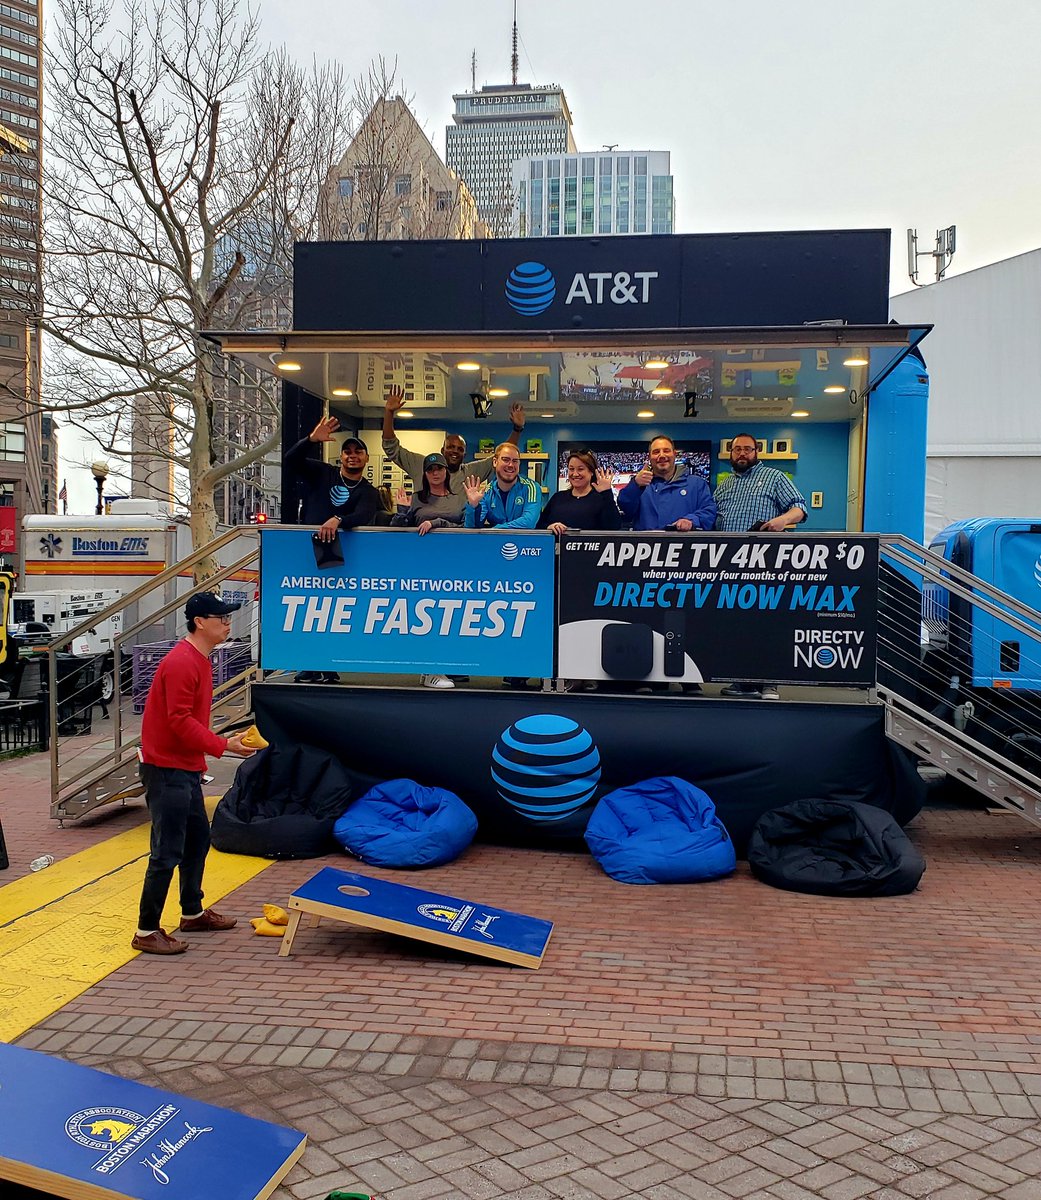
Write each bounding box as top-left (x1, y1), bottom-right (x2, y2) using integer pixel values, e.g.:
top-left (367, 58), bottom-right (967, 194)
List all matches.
top-left (308, 416), bottom-right (340, 443)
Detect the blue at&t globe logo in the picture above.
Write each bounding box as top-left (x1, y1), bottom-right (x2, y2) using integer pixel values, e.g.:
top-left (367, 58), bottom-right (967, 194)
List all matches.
top-left (491, 714), bottom-right (601, 822)
top-left (505, 262), bottom-right (556, 316)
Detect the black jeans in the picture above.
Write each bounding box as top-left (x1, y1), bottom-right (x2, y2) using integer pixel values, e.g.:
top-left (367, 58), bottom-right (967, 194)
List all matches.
top-left (137, 765), bottom-right (210, 931)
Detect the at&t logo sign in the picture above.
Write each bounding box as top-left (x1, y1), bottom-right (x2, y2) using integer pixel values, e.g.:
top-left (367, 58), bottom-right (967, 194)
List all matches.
top-left (505, 262), bottom-right (659, 317)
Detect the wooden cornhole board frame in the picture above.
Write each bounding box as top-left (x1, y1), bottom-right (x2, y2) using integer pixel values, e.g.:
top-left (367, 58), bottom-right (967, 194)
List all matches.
top-left (279, 867), bottom-right (553, 969)
top-left (0, 1043), bottom-right (306, 1200)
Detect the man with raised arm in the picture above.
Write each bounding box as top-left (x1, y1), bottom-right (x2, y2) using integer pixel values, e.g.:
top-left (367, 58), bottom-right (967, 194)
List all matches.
top-left (383, 385), bottom-right (527, 497)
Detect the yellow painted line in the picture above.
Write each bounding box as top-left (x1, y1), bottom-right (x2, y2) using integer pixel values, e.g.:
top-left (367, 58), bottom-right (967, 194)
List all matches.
top-left (0, 800), bottom-right (273, 1042)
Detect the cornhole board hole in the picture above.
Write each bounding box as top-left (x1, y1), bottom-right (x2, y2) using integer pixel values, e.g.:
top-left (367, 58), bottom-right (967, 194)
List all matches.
top-left (0, 1043), bottom-right (306, 1200)
top-left (279, 867), bottom-right (553, 969)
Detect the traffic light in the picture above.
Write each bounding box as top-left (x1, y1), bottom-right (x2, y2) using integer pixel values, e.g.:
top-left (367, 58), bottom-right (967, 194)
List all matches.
top-left (253, 512), bottom-right (268, 524)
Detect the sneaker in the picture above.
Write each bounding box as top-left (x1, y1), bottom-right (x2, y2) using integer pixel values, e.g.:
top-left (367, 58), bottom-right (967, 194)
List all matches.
top-left (179, 909), bottom-right (238, 933)
top-left (320, 673), bottom-right (340, 683)
top-left (132, 929), bottom-right (188, 955)
top-left (680, 682), bottom-right (703, 695)
top-left (422, 674), bottom-right (455, 689)
top-left (294, 671), bottom-right (319, 683)
top-left (761, 685), bottom-right (780, 700)
top-left (502, 677), bottom-right (529, 689)
top-left (721, 683), bottom-right (762, 698)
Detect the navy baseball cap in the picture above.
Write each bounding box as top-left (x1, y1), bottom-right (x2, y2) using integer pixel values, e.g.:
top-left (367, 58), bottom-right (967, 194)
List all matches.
top-left (423, 453), bottom-right (448, 470)
top-left (340, 436), bottom-right (366, 452)
top-left (185, 592), bottom-right (241, 621)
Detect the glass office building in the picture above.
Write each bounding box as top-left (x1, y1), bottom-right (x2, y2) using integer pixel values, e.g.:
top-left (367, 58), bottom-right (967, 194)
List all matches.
top-left (446, 83), bottom-right (576, 235)
top-left (513, 151), bottom-right (675, 238)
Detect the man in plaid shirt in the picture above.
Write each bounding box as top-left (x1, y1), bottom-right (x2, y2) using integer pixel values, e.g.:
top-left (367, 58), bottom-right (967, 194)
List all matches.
top-left (714, 433), bottom-right (807, 533)
top-left (714, 434), bottom-right (807, 699)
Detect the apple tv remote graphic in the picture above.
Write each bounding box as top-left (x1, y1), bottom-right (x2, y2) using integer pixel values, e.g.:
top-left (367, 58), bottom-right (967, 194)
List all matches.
top-left (663, 611), bottom-right (686, 677)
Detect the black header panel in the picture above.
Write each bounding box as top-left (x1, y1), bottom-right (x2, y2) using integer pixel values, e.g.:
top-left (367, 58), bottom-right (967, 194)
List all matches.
top-left (293, 230), bottom-right (891, 333)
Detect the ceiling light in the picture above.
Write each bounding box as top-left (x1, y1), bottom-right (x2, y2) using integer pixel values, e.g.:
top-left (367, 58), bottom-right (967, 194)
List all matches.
top-left (843, 356), bottom-right (869, 367)
top-left (823, 385), bottom-right (845, 394)
top-left (645, 359), bottom-right (669, 369)
top-left (398, 410), bottom-right (414, 419)
top-left (637, 410), bottom-right (655, 419)
top-left (488, 387), bottom-right (510, 398)
top-left (651, 386), bottom-right (673, 396)
top-left (456, 360), bottom-right (481, 371)
top-left (275, 355), bottom-right (301, 372)
top-left (541, 412), bottom-right (555, 418)
top-left (331, 387), bottom-right (353, 397)
top-left (791, 410), bottom-right (810, 418)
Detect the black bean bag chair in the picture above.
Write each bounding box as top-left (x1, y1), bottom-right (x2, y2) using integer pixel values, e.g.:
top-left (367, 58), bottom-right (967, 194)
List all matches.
top-left (747, 799), bottom-right (925, 897)
top-left (211, 743), bottom-right (354, 859)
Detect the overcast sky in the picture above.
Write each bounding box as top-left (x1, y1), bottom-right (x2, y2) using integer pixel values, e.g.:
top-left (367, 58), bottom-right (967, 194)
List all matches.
top-left (60, 0), bottom-right (1041, 511)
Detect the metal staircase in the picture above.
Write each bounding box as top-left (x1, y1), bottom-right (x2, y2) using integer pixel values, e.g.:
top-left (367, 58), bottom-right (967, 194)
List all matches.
top-left (878, 534), bottom-right (1041, 828)
top-left (47, 527), bottom-right (261, 823)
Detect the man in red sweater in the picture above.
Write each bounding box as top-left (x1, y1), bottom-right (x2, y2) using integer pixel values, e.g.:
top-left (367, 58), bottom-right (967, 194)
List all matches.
top-left (133, 593), bottom-right (255, 955)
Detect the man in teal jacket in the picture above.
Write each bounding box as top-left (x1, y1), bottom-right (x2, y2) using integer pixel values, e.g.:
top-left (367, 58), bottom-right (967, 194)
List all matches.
top-left (463, 443), bottom-right (540, 529)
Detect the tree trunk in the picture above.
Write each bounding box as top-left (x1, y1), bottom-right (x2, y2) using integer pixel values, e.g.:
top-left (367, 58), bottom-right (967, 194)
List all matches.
top-left (189, 364), bottom-right (221, 586)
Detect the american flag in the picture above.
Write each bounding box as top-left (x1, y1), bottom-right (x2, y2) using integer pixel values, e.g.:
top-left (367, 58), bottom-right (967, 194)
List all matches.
top-left (58, 479), bottom-right (67, 514)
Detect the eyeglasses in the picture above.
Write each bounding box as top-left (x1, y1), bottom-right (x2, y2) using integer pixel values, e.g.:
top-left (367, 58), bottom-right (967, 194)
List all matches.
top-left (205, 614), bottom-right (233, 625)
top-left (731, 445), bottom-right (757, 454)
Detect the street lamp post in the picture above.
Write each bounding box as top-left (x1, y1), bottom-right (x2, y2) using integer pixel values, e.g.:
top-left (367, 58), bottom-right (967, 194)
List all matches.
top-left (90, 460), bottom-right (109, 515)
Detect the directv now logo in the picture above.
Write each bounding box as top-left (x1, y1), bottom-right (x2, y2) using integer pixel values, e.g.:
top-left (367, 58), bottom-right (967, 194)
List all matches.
top-left (505, 262), bottom-right (658, 316)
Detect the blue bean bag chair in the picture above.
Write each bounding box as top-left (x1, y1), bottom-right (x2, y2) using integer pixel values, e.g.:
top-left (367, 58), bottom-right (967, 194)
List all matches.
top-left (333, 778), bottom-right (478, 868)
top-left (584, 776), bottom-right (736, 885)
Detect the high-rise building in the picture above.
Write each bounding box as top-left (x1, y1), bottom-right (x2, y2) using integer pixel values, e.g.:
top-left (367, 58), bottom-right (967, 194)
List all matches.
top-left (512, 151), bottom-right (675, 239)
top-left (447, 83), bottom-right (576, 236)
top-left (0, 0), bottom-right (44, 567)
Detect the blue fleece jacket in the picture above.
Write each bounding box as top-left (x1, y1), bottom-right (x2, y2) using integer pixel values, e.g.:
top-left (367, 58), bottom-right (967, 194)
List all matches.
top-left (618, 469), bottom-right (717, 531)
top-left (463, 476), bottom-right (541, 529)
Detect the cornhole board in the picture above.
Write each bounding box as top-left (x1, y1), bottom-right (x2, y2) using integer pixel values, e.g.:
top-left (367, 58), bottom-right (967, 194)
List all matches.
top-left (0, 1043), bottom-right (306, 1200)
top-left (279, 866), bottom-right (553, 969)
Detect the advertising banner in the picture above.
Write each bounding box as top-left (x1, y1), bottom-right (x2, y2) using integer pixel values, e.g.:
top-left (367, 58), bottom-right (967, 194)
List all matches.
top-left (260, 527), bottom-right (555, 677)
top-left (0, 506), bottom-right (15, 556)
top-left (558, 533), bottom-right (878, 686)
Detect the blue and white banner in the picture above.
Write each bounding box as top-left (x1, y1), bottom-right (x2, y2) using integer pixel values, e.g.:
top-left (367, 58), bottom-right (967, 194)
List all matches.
top-left (260, 527), bottom-right (556, 677)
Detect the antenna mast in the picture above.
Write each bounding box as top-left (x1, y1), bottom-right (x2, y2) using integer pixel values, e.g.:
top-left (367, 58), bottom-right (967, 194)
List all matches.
top-left (511, 0), bottom-right (519, 85)
top-left (471, 49), bottom-right (477, 91)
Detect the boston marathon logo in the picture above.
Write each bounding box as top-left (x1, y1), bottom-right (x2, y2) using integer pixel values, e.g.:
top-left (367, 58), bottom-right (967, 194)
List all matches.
top-left (66, 1108), bottom-right (144, 1152)
top-left (505, 261), bottom-right (658, 316)
top-left (793, 629), bottom-right (865, 670)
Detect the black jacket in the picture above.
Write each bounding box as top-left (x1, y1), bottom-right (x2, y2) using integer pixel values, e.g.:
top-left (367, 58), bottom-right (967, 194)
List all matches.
top-left (284, 437), bottom-right (380, 528)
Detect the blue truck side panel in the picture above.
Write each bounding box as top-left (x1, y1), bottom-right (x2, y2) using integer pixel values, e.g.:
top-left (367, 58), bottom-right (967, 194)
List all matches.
top-left (927, 518), bottom-right (1041, 689)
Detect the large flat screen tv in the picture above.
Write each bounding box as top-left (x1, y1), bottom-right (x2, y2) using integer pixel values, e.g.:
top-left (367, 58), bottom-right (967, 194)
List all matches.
top-left (556, 440), bottom-right (713, 495)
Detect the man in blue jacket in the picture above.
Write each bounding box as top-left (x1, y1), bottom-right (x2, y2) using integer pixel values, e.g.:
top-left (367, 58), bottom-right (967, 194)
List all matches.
top-left (462, 443), bottom-right (540, 529)
top-left (618, 435), bottom-right (717, 532)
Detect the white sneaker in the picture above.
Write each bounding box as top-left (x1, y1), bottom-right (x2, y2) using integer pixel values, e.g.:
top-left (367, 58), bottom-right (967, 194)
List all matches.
top-left (761, 685), bottom-right (780, 700)
top-left (421, 674), bottom-right (455, 689)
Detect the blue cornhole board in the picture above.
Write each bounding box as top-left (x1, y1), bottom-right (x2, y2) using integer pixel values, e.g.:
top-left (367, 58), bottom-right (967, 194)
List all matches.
top-left (279, 867), bottom-right (553, 969)
top-left (0, 1043), bottom-right (306, 1200)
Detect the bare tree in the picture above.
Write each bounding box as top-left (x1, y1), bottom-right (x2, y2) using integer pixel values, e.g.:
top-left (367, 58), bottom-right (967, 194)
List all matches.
top-left (35, 0), bottom-right (350, 567)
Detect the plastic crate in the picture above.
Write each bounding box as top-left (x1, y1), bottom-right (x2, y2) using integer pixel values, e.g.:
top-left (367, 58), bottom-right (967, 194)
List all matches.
top-left (131, 640), bottom-right (176, 714)
top-left (213, 641), bottom-right (253, 686)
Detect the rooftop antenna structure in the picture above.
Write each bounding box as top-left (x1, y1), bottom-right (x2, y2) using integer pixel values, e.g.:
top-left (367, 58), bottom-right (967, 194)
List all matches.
top-left (603, 143), bottom-right (618, 151)
top-left (907, 225), bottom-right (956, 287)
top-left (511, 0), bottom-right (519, 85)
top-left (471, 49), bottom-right (477, 91)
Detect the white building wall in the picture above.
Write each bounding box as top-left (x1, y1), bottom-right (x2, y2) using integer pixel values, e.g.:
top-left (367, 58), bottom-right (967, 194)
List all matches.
top-left (890, 248), bottom-right (1041, 540)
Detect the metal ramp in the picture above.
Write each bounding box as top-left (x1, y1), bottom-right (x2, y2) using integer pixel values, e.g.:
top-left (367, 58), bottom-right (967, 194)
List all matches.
top-left (878, 534), bottom-right (1041, 829)
top-left (47, 527), bottom-right (261, 824)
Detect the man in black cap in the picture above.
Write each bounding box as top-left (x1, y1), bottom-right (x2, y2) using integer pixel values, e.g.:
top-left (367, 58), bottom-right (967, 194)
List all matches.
top-left (284, 418), bottom-right (381, 681)
top-left (132, 593), bottom-right (256, 955)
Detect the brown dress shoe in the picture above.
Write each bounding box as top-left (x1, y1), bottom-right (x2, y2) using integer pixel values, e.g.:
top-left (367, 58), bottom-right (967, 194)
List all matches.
top-left (132, 929), bottom-right (188, 955)
top-left (179, 909), bottom-right (238, 932)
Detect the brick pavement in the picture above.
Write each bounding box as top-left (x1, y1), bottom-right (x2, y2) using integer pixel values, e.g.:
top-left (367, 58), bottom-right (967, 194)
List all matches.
top-left (5, 744), bottom-right (1041, 1197)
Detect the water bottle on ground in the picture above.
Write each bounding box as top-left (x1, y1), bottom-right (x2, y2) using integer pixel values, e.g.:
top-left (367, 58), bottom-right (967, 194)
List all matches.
top-left (29, 855), bottom-right (55, 872)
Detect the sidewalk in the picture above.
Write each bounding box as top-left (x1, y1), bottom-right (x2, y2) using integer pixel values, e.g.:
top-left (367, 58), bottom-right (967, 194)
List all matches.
top-left (4, 744), bottom-right (1041, 1199)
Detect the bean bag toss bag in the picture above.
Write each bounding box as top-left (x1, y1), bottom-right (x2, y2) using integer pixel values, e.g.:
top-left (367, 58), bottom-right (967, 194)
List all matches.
top-left (333, 778), bottom-right (478, 868)
top-left (747, 798), bottom-right (925, 897)
top-left (211, 743), bottom-right (353, 859)
top-left (584, 775), bottom-right (737, 885)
